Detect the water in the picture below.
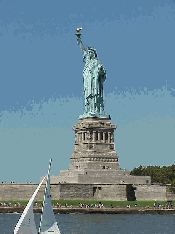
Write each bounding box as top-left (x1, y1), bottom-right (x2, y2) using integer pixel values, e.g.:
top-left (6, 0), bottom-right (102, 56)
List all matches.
top-left (1, 213), bottom-right (175, 234)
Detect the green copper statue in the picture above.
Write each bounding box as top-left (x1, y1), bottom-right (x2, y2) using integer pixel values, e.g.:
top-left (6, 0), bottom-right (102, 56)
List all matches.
top-left (75, 28), bottom-right (109, 119)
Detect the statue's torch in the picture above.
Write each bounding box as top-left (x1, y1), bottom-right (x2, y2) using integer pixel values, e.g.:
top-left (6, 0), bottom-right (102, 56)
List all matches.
top-left (75, 27), bottom-right (82, 45)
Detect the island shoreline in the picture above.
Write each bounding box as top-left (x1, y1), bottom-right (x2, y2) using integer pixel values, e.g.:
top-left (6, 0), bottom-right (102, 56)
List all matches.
top-left (1, 207), bottom-right (174, 215)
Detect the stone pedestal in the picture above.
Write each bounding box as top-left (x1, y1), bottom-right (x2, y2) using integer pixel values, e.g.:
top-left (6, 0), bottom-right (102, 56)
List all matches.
top-left (55, 117), bottom-right (151, 185)
top-left (69, 117), bottom-right (120, 171)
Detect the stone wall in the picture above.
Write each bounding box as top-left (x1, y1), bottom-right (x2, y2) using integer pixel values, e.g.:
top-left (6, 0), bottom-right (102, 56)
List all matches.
top-left (0, 184), bottom-right (60, 201)
top-left (59, 184), bottom-right (127, 201)
top-left (45, 172), bottom-right (151, 185)
top-left (60, 184), bottom-right (93, 200)
top-left (93, 184), bottom-right (127, 201)
top-left (0, 183), bottom-right (127, 201)
top-left (166, 190), bottom-right (175, 201)
top-left (134, 184), bottom-right (167, 201)
top-left (77, 174), bottom-right (151, 185)
top-left (0, 183), bottom-right (174, 201)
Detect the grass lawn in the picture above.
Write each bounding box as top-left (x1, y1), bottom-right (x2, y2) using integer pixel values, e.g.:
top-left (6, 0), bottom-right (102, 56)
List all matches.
top-left (1, 200), bottom-right (175, 207)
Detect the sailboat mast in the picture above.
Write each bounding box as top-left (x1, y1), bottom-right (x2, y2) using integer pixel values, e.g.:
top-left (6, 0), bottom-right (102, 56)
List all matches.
top-left (39, 158), bottom-right (52, 233)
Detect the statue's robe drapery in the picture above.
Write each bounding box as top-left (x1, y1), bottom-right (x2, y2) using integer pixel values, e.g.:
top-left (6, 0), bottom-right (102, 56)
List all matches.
top-left (83, 55), bottom-right (106, 114)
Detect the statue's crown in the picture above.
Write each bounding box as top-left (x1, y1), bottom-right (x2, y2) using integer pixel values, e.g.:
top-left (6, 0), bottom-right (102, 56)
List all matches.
top-left (87, 46), bottom-right (97, 57)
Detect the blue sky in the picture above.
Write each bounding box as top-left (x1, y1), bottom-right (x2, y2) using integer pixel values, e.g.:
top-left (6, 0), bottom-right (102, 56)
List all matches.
top-left (0, 0), bottom-right (175, 183)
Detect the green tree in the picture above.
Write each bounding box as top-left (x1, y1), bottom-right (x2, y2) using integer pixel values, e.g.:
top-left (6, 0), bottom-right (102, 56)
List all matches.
top-left (130, 164), bottom-right (175, 193)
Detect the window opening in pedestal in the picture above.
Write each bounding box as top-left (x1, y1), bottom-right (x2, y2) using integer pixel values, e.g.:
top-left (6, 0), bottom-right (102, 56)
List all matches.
top-left (95, 132), bottom-right (98, 141)
top-left (105, 132), bottom-right (108, 141)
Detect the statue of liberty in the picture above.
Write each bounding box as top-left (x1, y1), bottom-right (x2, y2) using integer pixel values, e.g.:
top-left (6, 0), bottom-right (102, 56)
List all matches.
top-left (75, 28), bottom-right (109, 119)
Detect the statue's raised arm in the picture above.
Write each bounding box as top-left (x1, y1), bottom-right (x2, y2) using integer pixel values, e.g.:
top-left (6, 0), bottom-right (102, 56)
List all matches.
top-left (75, 27), bottom-right (86, 56)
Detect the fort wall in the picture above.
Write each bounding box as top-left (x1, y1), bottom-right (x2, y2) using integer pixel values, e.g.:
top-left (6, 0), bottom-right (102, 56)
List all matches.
top-left (0, 183), bottom-right (174, 201)
top-left (134, 185), bottom-right (167, 201)
top-left (0, 184), bottom-right (60, 201)
top-left (134, 184), bottom-right (175, 201)
top-left (41, 172), bottom-right (151, 185)
top-left (59, 184), bottom-right (127, 201)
